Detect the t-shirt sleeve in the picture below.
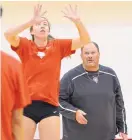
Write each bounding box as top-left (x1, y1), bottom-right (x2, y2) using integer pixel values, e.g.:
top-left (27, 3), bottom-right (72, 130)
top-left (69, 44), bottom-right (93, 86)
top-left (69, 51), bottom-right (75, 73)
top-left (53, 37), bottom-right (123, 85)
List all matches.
top-left (56, 39), bottom-right (76, 59)
top-left (13, 60), bottom-right (31, 109)
top-left (11, 37), bottom-right (30, 62)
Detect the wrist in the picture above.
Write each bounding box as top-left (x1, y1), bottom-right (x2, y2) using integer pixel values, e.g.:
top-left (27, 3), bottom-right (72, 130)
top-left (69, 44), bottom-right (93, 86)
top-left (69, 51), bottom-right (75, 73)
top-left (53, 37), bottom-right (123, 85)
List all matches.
top-left (28, 18), bottom-right (35, 26)
top-left (119, 131), bottom-right (128, 135)
top-left (75, 109), bottom-right (80, 115)
top-left (73, 18), bottom-right (82, 24)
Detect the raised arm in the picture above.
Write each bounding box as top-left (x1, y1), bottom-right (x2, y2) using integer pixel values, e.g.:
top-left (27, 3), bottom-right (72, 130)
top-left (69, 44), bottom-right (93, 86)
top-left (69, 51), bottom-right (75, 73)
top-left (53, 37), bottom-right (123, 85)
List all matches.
top-left (62, 5), bottom-right (91, 50)
top-left (4, 4), bottom-right (46, 47)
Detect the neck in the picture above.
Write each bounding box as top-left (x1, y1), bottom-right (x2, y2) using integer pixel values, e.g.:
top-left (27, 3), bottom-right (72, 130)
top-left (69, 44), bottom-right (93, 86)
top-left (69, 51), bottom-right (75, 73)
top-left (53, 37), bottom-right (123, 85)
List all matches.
top-left (34, 37), bottom-right (48, 48)
top-left (83, 64), bottom-right (99, 72)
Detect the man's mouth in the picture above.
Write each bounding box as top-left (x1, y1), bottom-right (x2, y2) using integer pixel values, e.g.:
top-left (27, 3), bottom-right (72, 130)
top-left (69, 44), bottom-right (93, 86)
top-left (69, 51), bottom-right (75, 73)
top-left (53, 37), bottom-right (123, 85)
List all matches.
top-left (88, 60), bottom-right (93, 63)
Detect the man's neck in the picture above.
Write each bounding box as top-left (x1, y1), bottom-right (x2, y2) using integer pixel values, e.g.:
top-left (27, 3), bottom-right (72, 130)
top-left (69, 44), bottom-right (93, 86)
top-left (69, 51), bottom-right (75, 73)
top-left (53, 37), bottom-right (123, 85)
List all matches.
top-left (83, 64), bottom-right (99, 72)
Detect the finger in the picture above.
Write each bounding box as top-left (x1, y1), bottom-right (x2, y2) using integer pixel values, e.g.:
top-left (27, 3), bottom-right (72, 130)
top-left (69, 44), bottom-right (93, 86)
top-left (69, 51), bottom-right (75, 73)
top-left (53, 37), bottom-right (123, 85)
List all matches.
top-left (120, 133), bottom-right (127, 140)
top-left (63, 15), bottom-right (70, 19)
top-left (69, 4), bottom-right (74, 13)
top-left (35, 4), bottom-right (40, 14)
top-left (61, 10), bottom-right (67, 16)
top-left (122, 135), bottom-right (126, 140)
top-left (37, 3), bottom-right (39, 10)
top-left (34, 6), bottom-right (37, 15)
top-left (74, 5), bottom-right (78, 13)
top-left (81, 111), bottom-right (87, 115)
top-left (119, 133), bottom-right (122, 138)
top-left (38, 4), bottom-right (42, 13)
top-left (124, 135), bottom-right (128, 140)
top-left (64, 6), bottom-right (69, 14)
top-left (79, 115), bottom-right (87, 124)
top-left (82, 112), bottom-right (86, 115)
top-left (76, 116), bottom-right (84, 124)
top-left (37, 3), bottom-right (41, 11)
top-left (77, 118), bottom-right (85, 124)
top-left (79, 118), bottom-right (87, 124)
top-left (81, 116), bottom-right (88, 123)
top-left (41, 10), bottom-right (47, 17)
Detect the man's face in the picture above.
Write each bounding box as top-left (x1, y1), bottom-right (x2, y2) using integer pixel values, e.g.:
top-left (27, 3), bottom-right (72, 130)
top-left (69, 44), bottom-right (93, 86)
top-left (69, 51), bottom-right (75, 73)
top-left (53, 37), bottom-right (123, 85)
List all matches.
top-left (81, 43), bottom-right (100, 68)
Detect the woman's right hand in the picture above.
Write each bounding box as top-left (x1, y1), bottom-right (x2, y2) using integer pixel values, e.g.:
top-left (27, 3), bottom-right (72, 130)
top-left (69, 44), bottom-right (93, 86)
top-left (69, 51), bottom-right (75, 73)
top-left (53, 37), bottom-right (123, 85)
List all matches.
top-left (31, 4), bottom-right (47, 24)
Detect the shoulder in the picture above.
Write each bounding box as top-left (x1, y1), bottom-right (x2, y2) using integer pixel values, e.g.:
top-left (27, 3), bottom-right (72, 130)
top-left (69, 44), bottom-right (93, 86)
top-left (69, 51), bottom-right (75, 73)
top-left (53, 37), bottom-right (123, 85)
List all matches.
top-left (99, 65), bottom-right (117, 77)
top-left (1, 51), bottom-right (21, 72)
top-left (19, 37), bottom-right (33, 47)
top-left (52, 39), bottom-right (72, 45)
top-left (61, 64), bottom-right (84, 81)
top-left (17, 37), bottom-right (31, 45)
top-left (1, 51), bottom-right (19, 62)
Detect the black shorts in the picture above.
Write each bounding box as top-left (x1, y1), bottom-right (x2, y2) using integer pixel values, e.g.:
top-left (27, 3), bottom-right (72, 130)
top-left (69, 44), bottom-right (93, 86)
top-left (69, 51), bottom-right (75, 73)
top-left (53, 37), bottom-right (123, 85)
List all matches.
top-left (23, 100), bottom-right (59, 124)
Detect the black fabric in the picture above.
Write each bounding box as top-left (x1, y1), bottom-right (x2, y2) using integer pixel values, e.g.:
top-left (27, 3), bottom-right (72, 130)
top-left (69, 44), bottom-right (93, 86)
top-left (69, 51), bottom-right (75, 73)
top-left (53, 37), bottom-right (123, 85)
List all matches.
top-left (24, 100), bottom-right (59, 124)
top-left (59, 64), bottom-right (127, 140)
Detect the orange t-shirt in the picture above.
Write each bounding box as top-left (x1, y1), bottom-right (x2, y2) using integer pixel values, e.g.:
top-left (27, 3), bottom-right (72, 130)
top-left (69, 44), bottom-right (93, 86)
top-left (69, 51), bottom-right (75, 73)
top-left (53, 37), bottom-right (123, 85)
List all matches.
top-left (1, 51), bottom-right (31, 140)
top-left (11, 38), bottom-right (75, 106)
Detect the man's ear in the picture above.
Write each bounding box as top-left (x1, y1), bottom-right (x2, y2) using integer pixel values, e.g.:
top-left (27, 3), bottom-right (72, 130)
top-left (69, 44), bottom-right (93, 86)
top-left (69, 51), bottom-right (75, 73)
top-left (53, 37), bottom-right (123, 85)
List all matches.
top-left (80, 52), bottom-right (83, 59)
top-left (98, 52), bottom-right (100, 57)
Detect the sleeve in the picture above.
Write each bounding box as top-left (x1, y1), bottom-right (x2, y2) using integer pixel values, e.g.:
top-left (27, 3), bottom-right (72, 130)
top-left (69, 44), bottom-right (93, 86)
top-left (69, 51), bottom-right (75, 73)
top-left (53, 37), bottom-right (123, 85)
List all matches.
top-left (13, 60), bottom-right (31, 109)
top-left (114, 74), bottom-right (127, 134)
top-left (59, 73), bottom-right (78, 121)
top-left (11, 37), bottom-right (30, 62)
top-left (57, 39), bottom-right (76, 59)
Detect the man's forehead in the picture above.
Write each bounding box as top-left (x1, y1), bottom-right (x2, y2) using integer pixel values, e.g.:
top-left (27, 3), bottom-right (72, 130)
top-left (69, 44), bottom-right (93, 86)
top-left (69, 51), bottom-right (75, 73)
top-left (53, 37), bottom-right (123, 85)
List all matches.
top-left (83, 43), bottom-right (98, 51)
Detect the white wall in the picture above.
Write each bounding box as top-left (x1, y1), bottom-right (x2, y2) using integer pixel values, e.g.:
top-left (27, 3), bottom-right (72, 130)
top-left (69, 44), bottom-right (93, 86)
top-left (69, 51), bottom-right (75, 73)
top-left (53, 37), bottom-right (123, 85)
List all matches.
top-left (1, 24), bottom-right (132, 138)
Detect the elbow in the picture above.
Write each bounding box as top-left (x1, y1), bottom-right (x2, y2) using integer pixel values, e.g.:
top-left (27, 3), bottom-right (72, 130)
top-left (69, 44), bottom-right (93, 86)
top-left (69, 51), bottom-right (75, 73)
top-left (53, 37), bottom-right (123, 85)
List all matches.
top-left (4, 31), bottom-right (11, 40)
top-left (4, 30), bottom-right (14, 40)
top-left (4, 29), bottom-right (12, 36)
top-left (12, 109), bottom-right (23, 125)
top-left (82, 38), bottom-right (91, 45)
top-left (13, 115), bottom-right (22, 125)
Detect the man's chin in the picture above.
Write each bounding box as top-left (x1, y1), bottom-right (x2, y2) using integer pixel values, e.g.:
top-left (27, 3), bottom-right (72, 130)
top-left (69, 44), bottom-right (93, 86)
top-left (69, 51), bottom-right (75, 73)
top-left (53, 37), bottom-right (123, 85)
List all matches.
top-left (87, 63), bottom-right (95, 67)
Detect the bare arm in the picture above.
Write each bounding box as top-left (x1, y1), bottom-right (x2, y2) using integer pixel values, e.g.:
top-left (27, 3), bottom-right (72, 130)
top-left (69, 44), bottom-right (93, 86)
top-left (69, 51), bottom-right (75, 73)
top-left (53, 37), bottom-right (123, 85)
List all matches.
top-left (72, 20), bottom-right (91, 50)
top-left (12, 109), bottom-right (23, 140)
top-left (62, 5), bottom-right (91, 50)
top-left (4, 4), bottom-right (46, 47)
top-left (4, 20), bottom-right (34, 47)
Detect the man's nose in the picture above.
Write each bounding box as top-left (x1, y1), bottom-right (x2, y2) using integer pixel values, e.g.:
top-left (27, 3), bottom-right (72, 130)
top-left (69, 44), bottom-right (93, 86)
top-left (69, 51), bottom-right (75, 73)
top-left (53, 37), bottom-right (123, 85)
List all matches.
top-left (87, 54), bottom-right (92, 58)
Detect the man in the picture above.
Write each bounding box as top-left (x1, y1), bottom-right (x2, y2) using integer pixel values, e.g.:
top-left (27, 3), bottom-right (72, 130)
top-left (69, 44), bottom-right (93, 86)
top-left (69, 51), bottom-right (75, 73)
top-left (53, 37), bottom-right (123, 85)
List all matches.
top-left (59, 42), bottom-right (128, 140)
top-left (1, 6), bottom-right (31, 140)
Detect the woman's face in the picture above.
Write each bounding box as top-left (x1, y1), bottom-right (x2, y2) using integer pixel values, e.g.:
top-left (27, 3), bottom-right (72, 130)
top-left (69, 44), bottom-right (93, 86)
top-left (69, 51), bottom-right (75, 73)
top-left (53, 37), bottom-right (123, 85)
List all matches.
top-left (31, 18), bottom-right (50, 39)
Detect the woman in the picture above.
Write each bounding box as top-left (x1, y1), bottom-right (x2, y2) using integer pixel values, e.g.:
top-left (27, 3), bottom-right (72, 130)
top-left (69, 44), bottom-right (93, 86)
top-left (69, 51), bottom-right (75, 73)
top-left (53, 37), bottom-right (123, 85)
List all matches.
top-left (4, 4), bottom-right (91, 140)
